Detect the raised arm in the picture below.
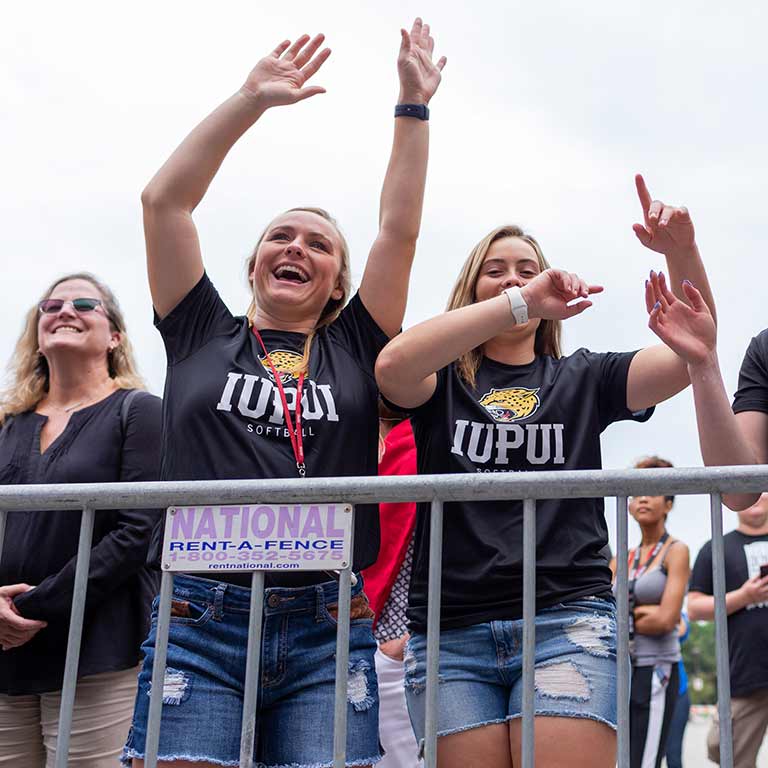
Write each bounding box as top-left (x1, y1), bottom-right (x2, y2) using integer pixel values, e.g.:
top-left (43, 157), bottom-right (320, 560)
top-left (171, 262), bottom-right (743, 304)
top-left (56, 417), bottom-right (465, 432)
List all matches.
top-left (376, 269), bottom-right (602, 408)
top-left (626, 175), bottom-right (718, 411)
top-left (644, 277), bottom-right (761, 509)
top-left (142, 35), bottom-right (331, 318)
top-left (358, 18), bottom-right (446, 338)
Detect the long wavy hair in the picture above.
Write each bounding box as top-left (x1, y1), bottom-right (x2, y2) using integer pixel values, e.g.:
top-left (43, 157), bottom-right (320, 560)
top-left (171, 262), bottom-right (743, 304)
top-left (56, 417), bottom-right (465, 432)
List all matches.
top-left (0, 273), bottom-right (145, 425)
top-left (245, 207), bottom-right (352, 376)
top-left (446, 225), bottom-right (562, 388)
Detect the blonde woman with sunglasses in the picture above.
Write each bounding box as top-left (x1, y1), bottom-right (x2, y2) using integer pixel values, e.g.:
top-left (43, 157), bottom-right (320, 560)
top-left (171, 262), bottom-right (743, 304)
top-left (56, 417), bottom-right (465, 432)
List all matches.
top-left (0, 273), bottom-right (161, 767)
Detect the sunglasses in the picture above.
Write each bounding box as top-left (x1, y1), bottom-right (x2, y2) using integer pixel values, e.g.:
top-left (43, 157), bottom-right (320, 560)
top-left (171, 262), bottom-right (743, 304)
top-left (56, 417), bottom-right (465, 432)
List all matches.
top-left (38, 298), bottom-right (103, 315)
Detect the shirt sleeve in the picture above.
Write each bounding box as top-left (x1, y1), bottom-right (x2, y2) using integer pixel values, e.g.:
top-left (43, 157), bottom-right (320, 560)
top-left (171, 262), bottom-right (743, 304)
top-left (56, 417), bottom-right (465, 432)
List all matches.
top-left (14, 393), bottom-right (163, 623)
top-left (381, 364), bottom-right (452, 416)
top-left (689, 541), bottom-right (714, 595)
top-left (733, 330), bottom-right (768, 415)
top-left (154, 272), bottom-right (236, 365)
top-left (587, 349), bottom-right (655, 431)
top-left (327, 292), bottom-right (391, 378)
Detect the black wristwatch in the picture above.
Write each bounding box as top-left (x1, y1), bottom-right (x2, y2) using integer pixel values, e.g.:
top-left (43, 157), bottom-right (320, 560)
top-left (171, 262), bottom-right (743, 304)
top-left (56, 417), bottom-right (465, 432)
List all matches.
top-left (394, 103), bottom-right (429, 121)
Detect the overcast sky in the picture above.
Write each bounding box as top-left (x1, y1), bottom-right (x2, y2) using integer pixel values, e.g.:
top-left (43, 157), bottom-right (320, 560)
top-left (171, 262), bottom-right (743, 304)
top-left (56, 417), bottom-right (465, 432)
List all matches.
top-left (2, 1), bottom-right (766, 561)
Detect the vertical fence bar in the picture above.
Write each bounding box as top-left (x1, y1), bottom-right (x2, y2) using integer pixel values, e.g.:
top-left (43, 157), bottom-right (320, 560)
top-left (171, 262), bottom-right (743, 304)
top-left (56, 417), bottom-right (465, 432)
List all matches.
top-left (333, 507), bottom-right (356, 768)
top-left (424, 498), bottom-right (444, 768)
top-left (710, 492), bottom-right (734, 768)
top-left (0, 509), bottom-right (7, 566)
top-left (615, 495), bottom-right (630, 768)
top-left (521, 498), bottom-right (537, 768)
top-left (144, 570), bottom-right (174, 768)
top-left (239, 570), bottom-right (266, 768)
top-left (54, 506), bottom-right (95, 768)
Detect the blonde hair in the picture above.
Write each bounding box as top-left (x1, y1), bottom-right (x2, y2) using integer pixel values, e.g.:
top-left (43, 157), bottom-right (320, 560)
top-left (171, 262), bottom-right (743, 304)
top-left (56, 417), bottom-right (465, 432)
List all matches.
top-left (0, 272), bottom-right (145, 425)
top-left (245, 207), bottom-right (352, 376)
top-left (446, 225), bottom-right (562, 388)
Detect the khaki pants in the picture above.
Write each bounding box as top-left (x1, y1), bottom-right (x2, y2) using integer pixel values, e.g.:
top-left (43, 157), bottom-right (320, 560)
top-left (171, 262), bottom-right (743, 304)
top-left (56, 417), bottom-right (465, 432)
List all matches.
top-left (0, 666), bottom-right (139, 768)
top-left (707, 688), bottom-right (768, 768)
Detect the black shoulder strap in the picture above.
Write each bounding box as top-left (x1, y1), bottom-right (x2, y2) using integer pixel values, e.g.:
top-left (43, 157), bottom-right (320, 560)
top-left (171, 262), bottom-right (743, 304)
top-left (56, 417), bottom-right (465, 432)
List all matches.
top-left (120, 389), bottom-right (146, 434)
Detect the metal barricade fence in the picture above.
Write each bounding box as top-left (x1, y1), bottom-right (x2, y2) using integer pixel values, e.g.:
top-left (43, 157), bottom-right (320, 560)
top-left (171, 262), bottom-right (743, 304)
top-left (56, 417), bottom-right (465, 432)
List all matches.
top-left (1, 464), bottom-right (766, 768)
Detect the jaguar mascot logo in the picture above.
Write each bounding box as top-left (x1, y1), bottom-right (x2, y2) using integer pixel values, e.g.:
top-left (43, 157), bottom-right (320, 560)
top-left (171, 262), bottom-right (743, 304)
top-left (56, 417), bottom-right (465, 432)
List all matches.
top-left (258, 350), bottom-right (304, 384)
top-left (478, 387), bottom-right (540, 423)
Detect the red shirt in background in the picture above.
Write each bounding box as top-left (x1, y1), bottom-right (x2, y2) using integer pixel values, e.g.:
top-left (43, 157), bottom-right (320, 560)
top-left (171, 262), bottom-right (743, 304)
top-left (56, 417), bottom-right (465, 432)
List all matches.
top-left (362, 419), bottom-right (417, 624)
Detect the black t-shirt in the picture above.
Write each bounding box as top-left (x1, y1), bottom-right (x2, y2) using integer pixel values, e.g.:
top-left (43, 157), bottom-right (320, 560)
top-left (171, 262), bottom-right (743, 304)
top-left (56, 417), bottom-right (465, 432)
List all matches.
top-left (733, 329), bottom-right (768, 417)
top-left (690, 530), bottom-right (768, 697)
top-left (0, 389), bottom-right (162, 694)
top-left (402, 349), bottom-right (652, 631)
top-left (153, 273), bottom-right (389, 587)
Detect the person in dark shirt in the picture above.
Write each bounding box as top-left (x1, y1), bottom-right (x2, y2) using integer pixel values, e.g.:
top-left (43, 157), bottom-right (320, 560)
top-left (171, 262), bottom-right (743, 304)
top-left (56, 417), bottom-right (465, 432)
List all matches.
top-left (688, 493), bottom-right (768, 768)
top-left (122, 21), bottom-right (446, 768)
top-left (0, 272), bottom-right (161, 767)
top-left (375, 176), bottom-right (715, 768)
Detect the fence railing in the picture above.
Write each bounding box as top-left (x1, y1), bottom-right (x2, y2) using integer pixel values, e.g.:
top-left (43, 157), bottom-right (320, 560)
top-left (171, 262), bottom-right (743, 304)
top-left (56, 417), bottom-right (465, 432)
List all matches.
top-left (2, 464), bottom-right (766, 768)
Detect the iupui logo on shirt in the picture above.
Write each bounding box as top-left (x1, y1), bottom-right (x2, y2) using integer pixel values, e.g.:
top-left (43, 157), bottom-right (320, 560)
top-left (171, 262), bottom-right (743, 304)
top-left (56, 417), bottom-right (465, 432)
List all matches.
top-left (478, 387), bottom-right (540, 423)
top-left (258, 350), bottom-right (304, 384)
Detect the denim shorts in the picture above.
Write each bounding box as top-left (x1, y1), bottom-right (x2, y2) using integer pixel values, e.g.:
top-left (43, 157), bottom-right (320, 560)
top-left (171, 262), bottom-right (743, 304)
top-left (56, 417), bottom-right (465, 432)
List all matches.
top-left (404, 596), bottom-right (617, 745)
top-left (121, 573), bottom-right (382, 768)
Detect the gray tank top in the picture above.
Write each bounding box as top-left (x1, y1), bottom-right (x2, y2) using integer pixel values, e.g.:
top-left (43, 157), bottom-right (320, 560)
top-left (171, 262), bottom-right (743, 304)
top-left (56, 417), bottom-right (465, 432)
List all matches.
top-left (629, 546), bottom-right (682, 666)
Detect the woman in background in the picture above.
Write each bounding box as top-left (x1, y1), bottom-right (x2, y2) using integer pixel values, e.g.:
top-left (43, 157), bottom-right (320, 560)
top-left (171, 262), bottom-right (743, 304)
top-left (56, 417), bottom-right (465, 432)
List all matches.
top-left (611, 455), bottom-right (690, 768)
top-left (0, 273), bottom-right (161, 767)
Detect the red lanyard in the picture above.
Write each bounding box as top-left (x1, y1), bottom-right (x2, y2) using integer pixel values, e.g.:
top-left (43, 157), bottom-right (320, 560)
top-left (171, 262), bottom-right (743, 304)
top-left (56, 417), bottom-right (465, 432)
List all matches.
top-left (252, 329), bottom-right (306, 478)
top-left (628, 531), bottom-right (669, 582)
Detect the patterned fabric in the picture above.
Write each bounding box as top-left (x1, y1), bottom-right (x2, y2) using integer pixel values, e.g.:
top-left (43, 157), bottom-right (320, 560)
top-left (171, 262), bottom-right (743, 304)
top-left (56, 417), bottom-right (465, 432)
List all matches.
top-left (375, 537), bottom-right (414, 643)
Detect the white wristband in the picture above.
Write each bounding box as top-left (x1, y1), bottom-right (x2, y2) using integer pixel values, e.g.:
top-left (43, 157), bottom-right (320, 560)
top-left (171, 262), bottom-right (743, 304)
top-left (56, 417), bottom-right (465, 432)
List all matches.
top-left (504, 286), bottom-right (529, 325)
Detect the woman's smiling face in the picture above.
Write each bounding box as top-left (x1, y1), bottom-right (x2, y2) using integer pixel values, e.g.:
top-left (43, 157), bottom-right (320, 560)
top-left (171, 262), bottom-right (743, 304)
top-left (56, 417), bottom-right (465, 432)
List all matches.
top-left (250, 210), bottom-right (345, 324)
top-left (37, 278), bottom-right (119, 363)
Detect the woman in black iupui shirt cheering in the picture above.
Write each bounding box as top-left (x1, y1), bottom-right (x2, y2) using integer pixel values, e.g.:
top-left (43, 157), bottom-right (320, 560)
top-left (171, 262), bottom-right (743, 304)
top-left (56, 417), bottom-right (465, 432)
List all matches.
top-left (375, 176), bottom-right (715, 768)
top-left (122, 20), bottom-right (446, 768)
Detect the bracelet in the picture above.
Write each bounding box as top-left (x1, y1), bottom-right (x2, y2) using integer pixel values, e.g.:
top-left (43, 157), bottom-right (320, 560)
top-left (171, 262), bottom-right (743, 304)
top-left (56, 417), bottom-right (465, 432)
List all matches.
top-left (394, 103), bottom-right (429, 121)
top-left (504, 286), bottom-right (529, 325)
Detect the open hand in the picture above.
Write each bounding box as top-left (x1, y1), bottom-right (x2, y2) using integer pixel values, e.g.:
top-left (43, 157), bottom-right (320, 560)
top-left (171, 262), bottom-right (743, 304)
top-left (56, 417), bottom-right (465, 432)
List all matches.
top-left (0, 584), bottom-right (46, 651)
top-left (646, 270), bottom-right (716, 365)
top-left (632, 174), bottom-right (696, 256)
top-left (521, 269), bottom-right (603, 321)
top-left (241, 34), bottom-right (331, 108)
top-left (397, 18), bottom-right (447, 104)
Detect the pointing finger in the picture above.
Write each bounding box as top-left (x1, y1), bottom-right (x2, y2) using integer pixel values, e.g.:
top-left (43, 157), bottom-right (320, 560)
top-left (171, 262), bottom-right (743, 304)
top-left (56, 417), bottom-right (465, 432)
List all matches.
top-left (635, 174), bottom-right (653, 224)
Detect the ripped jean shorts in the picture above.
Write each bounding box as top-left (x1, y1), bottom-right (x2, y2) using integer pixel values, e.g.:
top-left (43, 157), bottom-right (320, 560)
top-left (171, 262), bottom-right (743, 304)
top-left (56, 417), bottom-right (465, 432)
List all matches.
top-left (404, 596), bottom-right (617, 745)
top-left (122, 573), bottom-right (381, 768)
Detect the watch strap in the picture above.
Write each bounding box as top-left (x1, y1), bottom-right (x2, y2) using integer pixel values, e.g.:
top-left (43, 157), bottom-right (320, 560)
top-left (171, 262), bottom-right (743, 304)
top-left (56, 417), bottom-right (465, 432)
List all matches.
top-left (504, 286), bottom-right (529, 325)
top-left (394, 103), bottom-right (429, 121)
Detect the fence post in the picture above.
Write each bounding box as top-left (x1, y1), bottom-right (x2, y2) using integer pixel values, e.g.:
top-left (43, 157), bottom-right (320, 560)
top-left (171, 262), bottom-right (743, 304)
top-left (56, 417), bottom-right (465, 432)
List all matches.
top-left (239, 570), bottom-right (266, 768)
top-left (333, 508), bottom-right (356, 768)
top-left (615, 495), bottom-right (630, 768)
top-left (54, 506), bottom-right (95, 768)
top-left (144, 570), bottom-right (174, 768)
top-left (710, 493), bottom-right (734, 767)
top-left (521, 498), bottom-right (537, 768)
top-left (424, 498), bottom-right (444, 768)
